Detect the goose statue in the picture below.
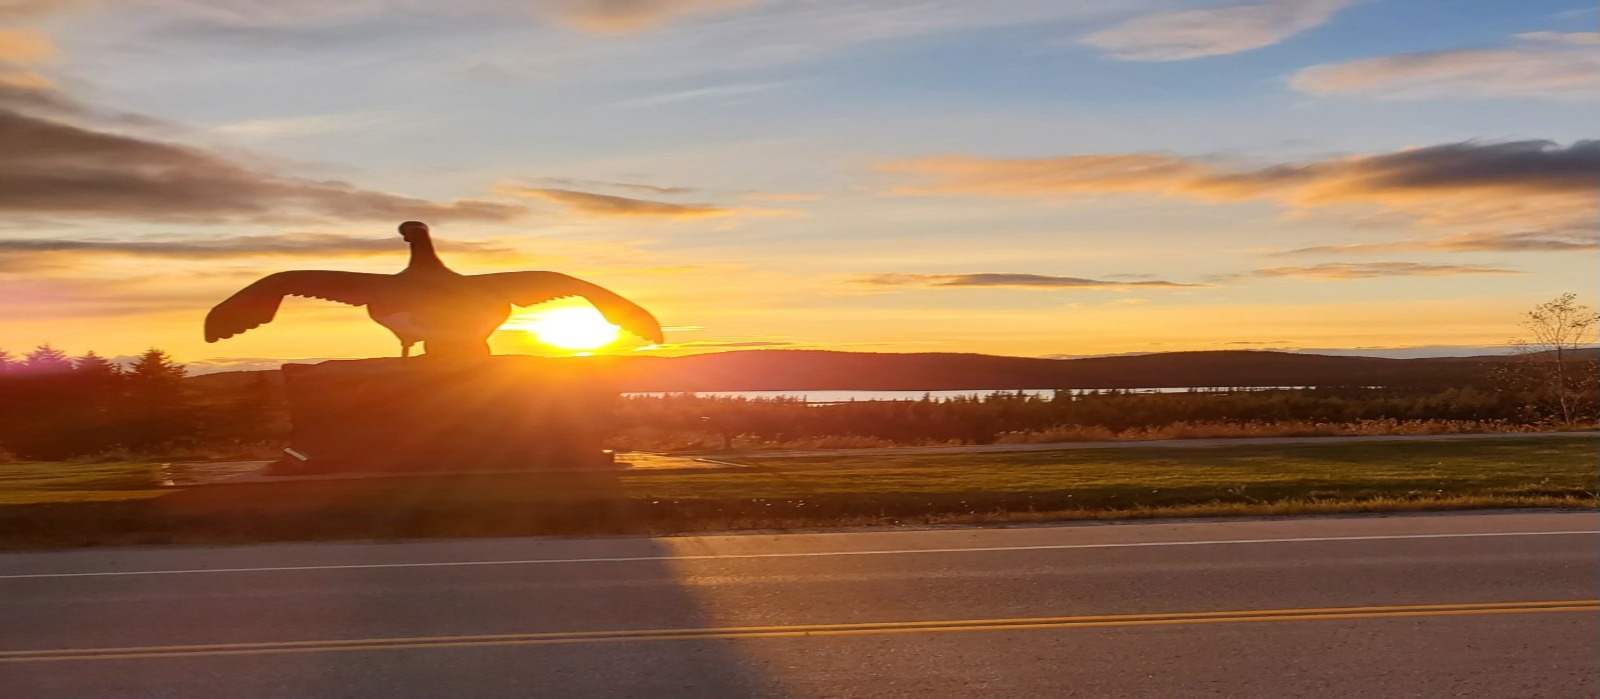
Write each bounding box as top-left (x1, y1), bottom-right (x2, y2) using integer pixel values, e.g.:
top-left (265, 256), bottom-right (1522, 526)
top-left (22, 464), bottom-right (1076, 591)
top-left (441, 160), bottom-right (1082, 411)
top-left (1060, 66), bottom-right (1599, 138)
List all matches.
top-left (204, 221), bottom-right (664, 358)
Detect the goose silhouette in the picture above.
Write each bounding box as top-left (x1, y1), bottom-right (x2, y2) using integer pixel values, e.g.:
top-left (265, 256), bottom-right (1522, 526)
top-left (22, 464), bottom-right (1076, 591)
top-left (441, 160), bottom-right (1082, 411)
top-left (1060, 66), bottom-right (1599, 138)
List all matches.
top-left (204, 221), bottom-right (664, 358)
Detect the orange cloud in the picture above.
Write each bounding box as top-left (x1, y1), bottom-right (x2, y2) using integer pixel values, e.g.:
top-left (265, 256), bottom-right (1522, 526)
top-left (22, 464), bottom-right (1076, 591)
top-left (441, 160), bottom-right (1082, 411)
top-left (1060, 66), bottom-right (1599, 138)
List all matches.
top-left (1291, 32), bottom-right (1600, 100)
top-left (884, 140), bottom-right (1599, 243)
top-left (1215, 261), bottom-right (1520, 282)
top-left (0, 28), bottom-right (53, 63)
top-left (545, 0), bottom-right (756, 34)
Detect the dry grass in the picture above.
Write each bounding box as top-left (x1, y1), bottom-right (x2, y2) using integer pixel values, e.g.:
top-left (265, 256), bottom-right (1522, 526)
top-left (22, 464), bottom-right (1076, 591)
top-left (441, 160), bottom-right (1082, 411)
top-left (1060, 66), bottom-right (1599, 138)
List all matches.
top-left (669, 494), bottom-right (1599, 532)
top-left (995, 419), bottom-right (1557, 444)
top-left (0, 435), bottom-right (1593, 549)
top-left (615, 420), bottom-right (1583, 452)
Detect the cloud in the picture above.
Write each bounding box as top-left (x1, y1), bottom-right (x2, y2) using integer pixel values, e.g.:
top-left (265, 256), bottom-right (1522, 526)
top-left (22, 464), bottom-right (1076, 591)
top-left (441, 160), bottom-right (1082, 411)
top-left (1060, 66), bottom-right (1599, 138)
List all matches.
top-left (856, 273), bottom-right (1204, 289)
top-left (0, 0), bottom-right (74, 21)
top-left (1278, 230), bottom-right (1599, 255)
top-left (101, 1), bottom-right (1134, 88)
top-left (0, 109), bottom-right (527, 222)
top-left (1291, 32), bottom-right (1600, 100)
top-left (212, 113), bottom-right (377, 138)
top-left (884, 139), bottom-right (1599, 243)
top-left (533, 0), bottom-right (757, 34)
top-left (528, 177), bottom-right (696, 195)
top-left (1215, 261), bottom-right (1520, 282)
top-left (1082, 0), bottom-right (1348, 61)
top-left (0, 70), bottom-right (80, 114)
top-left (0, 28), bottom-right (54, 63)
top-left (0, 233), bottom-right (514, 259)
top-left (742, 191), bottom-right (820, 202)
top-left (611, 81), bottom-right (782, 108)
top-left (0, 275), bottom-right (219, 319)
top-left (501, 186), bottom-right (774, 218)
top-left (125, 0), bottom-right (389, 29)
top-left (1513, 31), bottom-right (1600, 45)
top-left (130, 0), bottom-right (755, 34)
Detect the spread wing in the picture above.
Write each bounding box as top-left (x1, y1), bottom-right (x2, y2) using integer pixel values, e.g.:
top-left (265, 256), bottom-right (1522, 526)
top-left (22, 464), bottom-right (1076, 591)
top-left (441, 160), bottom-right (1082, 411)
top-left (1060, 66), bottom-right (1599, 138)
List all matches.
top-left (472, 271), bottom-right (664, 344)
top-left (205, 271), bottom-right (393, 342)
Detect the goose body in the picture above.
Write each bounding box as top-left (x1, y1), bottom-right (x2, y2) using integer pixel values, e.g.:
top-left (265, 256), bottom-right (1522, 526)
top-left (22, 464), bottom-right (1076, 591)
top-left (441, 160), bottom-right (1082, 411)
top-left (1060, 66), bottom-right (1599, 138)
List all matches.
top-left (204, 222), bottom-right (664, 358)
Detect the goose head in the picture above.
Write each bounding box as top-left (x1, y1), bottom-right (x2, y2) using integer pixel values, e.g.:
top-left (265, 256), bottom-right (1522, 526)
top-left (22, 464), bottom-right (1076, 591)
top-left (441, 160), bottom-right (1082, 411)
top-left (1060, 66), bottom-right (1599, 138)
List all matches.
top-left (398, 220), bottom-right (430, 242)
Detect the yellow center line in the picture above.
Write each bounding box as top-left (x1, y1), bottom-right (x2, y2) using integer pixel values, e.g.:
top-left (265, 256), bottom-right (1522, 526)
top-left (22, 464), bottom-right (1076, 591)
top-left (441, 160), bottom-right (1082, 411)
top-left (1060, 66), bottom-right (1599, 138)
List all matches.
top-left (4, 600), bottom-right (1593, 663)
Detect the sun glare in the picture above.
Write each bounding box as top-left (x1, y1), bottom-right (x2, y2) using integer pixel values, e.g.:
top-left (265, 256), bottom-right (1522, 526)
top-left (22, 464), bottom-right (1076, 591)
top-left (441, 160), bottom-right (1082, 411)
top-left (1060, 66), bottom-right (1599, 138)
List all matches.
top-left (503, 306), bottom-right (621, 351)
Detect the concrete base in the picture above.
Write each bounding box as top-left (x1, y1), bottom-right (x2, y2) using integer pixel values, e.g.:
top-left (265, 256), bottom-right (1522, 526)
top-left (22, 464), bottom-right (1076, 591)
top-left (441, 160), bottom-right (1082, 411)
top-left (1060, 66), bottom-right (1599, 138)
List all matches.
top-left (277, 357), bottom-right (619, 475)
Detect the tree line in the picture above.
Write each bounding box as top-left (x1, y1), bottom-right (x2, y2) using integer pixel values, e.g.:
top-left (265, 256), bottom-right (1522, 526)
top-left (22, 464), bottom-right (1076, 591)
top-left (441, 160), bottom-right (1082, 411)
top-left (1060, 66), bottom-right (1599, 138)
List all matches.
top-left (610, 381), bottom-right (1593, 450)
top-left (0, 346), bottom-right (282, 460)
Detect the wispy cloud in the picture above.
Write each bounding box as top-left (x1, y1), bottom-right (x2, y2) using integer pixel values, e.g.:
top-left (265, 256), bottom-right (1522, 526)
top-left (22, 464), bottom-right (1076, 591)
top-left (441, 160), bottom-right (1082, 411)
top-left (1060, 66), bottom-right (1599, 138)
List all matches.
top-left (856, 273), bottom-right (1205, 289)
top-left (1291, 32), bottom-right (1600, 100)
top-left (527, 177), bottom-right (696, 195)
top-left (1082, 0), bottom-right (1348, 61)
top-left (611, 81), bottom-right (783, 108)
top-left (884, 139), bottom-right (1599, 243)
top-left (743, 191), bottom-right (820, 202)
top-left (538, 0), bottom-right (757, 34)
top-left (499, 187), bottom-right (736, 218)
top-left (213, 113), bottom-right (378, 138)
top-left (1214, 261), bottom-right (1521, 282)
top-left (500, 186), bottom-right (795, 219)
top-left (110, 0), bottom-right (757, 35)
top-left (1277, 230), bottom-right (1599, 255)
top-left (0, 275), bottom-right (222, 319)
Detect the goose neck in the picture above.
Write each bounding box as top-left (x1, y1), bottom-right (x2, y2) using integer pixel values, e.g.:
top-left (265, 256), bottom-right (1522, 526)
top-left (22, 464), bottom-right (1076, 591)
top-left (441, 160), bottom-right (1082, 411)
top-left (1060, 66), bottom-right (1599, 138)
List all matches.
top-left (406, 236), bottom-right (447, 270)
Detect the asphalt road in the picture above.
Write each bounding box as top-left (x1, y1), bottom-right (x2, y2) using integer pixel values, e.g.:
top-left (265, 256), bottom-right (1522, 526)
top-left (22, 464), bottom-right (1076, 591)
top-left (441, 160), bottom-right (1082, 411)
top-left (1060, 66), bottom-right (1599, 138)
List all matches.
top-left (1, 512), bottom-right (1595, 698)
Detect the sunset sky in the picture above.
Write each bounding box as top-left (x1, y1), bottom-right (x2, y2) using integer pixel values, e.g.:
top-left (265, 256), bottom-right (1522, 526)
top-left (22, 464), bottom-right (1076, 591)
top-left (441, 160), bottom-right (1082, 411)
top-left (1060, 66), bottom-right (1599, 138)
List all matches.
top-left (1, 0), bottom-right (1595, 370)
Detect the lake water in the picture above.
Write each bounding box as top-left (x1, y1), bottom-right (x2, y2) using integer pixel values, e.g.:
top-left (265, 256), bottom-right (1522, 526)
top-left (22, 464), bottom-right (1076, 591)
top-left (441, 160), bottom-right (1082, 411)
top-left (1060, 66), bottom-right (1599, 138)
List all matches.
top-left (624, 387), bottom-right (1320, 404)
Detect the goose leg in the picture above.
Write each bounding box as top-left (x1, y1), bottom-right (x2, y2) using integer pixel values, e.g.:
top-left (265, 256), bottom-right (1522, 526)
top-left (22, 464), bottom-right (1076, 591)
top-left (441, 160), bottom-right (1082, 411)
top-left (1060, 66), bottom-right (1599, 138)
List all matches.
top-left (400, 341), bottom-right (413, 358)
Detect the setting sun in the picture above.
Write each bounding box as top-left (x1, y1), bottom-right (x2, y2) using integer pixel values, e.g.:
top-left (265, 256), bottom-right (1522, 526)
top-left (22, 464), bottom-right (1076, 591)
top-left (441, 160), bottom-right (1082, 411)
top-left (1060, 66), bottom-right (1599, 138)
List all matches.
top-left (502, 306), bottom-right (621, 351)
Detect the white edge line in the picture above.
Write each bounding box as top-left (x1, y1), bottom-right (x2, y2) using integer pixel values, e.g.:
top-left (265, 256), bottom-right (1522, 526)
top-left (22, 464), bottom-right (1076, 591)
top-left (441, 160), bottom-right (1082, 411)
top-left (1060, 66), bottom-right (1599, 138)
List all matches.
top-left (1, 530), bottom-right (1595, 581)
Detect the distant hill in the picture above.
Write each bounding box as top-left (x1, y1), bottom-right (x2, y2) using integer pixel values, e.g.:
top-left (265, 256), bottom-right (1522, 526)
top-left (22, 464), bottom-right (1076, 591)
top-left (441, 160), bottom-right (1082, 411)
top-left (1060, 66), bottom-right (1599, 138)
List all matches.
top-left (579, 350), bottom-right (1502, 392)
top-left (188, 349), bottom-right (1547, 394)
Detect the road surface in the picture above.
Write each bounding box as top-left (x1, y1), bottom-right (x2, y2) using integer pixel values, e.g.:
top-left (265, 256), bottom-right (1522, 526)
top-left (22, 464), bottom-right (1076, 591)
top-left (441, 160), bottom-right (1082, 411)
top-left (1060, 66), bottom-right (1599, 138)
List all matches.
top-left (2, 512), bottom-right (1595, 698)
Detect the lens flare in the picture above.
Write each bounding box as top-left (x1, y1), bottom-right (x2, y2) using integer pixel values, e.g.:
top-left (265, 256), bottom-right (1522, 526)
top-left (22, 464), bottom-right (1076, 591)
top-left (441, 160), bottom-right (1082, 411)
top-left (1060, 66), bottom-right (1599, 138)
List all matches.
top-left (503, 306), bottom-right (620, 350)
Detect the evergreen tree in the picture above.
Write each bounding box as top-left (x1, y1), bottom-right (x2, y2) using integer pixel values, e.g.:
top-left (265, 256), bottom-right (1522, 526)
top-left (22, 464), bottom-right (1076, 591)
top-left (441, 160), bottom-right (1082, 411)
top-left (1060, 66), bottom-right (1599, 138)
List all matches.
top-left (121, 348), bottom-right (193, 450)
top-left (0, 348), bottom-right (14, 374)
top-left (73, 351), bottom-right (122, 380)
top-left (127, 348), bottom-right (187, 383)
top-left (22, 345), bottom-right (73, 374)
top-left (69, 351), bottom-right (125, 446)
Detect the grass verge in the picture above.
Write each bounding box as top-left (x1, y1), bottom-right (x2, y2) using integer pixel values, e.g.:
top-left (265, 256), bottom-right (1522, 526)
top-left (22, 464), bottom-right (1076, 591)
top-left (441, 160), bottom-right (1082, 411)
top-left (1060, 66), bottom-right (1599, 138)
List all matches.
top-left (0, 436), bottom-right (1593, 550)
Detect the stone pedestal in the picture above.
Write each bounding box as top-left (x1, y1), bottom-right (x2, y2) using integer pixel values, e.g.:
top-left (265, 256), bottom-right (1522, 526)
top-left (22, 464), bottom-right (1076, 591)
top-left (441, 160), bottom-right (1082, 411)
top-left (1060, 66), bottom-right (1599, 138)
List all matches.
top-left (277, 357), bottom-right (617, 474)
